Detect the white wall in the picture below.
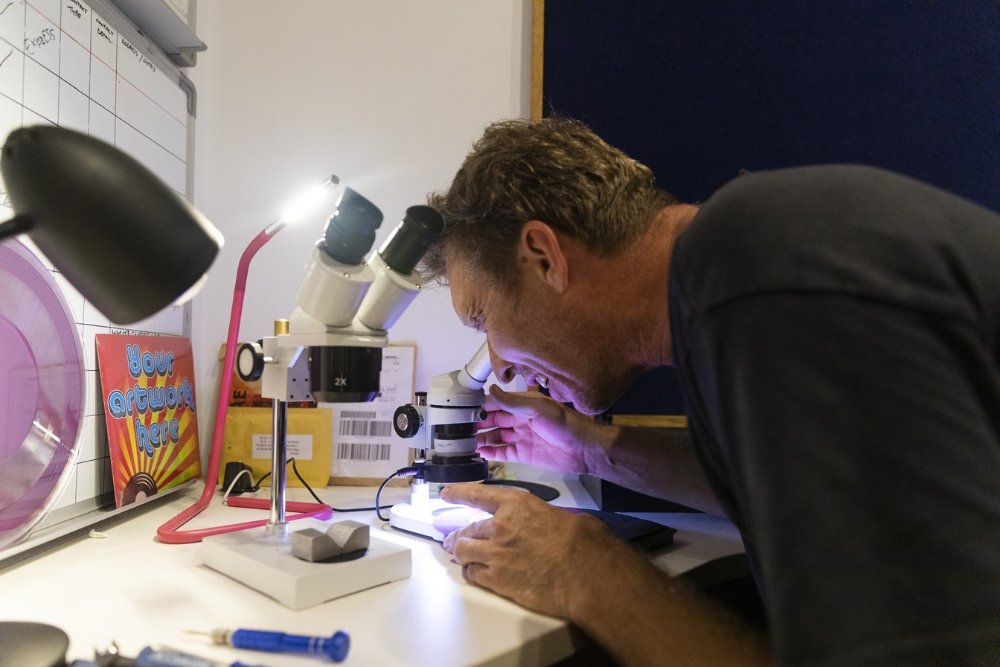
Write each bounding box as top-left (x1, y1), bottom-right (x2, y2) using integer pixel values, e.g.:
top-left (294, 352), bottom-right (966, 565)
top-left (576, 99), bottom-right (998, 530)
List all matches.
top-left (188, 1), bottom-right (531, 445)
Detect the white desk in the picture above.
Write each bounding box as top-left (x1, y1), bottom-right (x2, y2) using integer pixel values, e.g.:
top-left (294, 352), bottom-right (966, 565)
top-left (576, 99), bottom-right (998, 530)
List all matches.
top-left (0, 472), bottom-right (745, 666)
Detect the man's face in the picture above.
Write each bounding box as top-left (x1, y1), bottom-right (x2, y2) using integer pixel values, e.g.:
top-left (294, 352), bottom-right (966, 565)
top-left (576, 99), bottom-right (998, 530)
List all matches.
top-left (447, 258), bottom-right (632, 416)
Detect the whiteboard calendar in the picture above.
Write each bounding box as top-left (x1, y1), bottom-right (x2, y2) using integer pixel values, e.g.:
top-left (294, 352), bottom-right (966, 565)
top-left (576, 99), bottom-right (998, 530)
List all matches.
top-left (0, 0), bottom-right (188, 194)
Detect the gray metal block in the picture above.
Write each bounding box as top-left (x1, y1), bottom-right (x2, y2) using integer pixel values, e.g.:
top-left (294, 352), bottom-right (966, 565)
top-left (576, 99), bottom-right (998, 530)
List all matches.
top-left (291, 521), bottom-right (370, 562)
top-left (326, 520), bottom-right (369, 554)
top-left (291, 528), bottom-right (336, 562)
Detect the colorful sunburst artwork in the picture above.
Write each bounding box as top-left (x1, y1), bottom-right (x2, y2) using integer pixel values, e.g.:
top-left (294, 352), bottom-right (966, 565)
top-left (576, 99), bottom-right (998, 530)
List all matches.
top-left (96, 334), bottom-right (201, 508)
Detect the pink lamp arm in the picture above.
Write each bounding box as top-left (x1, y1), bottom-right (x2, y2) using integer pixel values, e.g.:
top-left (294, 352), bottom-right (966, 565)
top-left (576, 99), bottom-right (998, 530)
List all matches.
top-left (156, 228), bottom-right (330, 544)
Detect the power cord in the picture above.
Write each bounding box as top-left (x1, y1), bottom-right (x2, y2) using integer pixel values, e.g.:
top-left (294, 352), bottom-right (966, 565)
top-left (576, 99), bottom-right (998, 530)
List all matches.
top-left (223, 458), bottom-right (413, 515)
top-left (375, 466), bottom-right (420, 521)
top-left (222, 467), bottom-right (255, 503)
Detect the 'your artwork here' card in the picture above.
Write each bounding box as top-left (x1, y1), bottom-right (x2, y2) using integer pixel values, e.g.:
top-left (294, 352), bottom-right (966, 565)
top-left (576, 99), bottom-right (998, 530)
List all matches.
top-left (96, 335), bottom-right (201, 507)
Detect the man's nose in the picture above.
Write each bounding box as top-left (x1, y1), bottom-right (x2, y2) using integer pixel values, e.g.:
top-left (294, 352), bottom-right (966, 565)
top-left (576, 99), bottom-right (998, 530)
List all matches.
top-left (487, 343), bottom-right (516, 384)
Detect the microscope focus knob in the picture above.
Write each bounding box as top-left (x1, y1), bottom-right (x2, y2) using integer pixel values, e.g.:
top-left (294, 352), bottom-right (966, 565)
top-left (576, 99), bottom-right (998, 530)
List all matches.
top-left (237, 341), bottom-right (265, 381)
top-left (393, 404), bottom-right (422, 438)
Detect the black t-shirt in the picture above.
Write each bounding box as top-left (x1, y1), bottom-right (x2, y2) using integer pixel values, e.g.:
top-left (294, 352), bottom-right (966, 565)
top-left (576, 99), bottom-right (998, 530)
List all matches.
top-left (668, 165), bottom-right (1000, 665)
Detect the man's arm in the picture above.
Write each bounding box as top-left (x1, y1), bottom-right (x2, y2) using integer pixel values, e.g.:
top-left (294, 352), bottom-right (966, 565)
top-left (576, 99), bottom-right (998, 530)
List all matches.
top-left (440, 485), bottom-right (769, 666)
top-left (477, 386), bottom-right (724, 515)
top-left (588, 423), bottom-right (724, 515)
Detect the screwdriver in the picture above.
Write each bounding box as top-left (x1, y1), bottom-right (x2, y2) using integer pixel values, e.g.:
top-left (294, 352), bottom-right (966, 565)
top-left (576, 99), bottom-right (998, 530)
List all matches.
top-left (187, 628), bottom-right (350, 663)
top-left (90, 641), bottom-right (269, 667)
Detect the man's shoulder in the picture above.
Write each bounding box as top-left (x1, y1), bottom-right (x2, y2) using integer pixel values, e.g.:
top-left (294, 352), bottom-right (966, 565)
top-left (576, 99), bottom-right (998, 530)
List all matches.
top-left (671, 164), bottom-right (1000, 313)
top-left (669, 166), bottom-right (878, 296)
top-left (692, 163), bottom-right (996, 236)
top-left (692, 164), bottom-right (921, 235)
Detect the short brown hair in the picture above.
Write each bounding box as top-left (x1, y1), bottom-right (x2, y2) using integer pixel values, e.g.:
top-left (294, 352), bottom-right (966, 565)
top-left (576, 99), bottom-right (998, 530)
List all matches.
top-left (422, 117), bottom-right (677, 287)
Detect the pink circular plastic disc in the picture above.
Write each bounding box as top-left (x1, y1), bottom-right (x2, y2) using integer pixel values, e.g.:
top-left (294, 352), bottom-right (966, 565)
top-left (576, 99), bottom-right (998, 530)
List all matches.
top-left (0, 316), bottom-right (39, 457)
top-left (0, 240), bottom-right (84, 548)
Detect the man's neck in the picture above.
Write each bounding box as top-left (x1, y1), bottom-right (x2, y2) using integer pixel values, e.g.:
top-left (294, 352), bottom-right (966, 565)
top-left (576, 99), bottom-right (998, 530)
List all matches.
top-left (617, 204), bottom-right (699, 368)
top-left (564, 205), bottom-right (698, 373)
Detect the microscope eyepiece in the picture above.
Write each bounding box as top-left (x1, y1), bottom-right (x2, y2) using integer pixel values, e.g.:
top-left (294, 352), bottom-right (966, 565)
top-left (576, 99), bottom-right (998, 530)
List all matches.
top-left (377, 205), bottom-right (444, 275)
top-left (322, 187), bottom-right (384, 265)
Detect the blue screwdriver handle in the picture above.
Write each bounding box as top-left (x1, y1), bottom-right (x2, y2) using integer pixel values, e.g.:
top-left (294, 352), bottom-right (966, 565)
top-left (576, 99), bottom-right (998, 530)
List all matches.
top-left (229, 629), bottom-right (350, 662)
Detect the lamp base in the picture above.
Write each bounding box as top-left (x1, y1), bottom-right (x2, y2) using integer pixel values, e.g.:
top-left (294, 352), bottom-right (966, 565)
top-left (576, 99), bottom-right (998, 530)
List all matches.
top-left (0, 622), bottom-right (69, 667)
top-left (388, 500), bottom-right (491, 541)
top-left (202, 519), bottom-right (410, 610)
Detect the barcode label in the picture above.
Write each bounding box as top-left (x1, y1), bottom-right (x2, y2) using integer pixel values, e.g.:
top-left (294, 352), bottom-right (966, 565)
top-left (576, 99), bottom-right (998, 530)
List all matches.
top-left (340, 410), bottom-right (377, 419)
top-left (339, 419), bottom-right (391, 437)
top-left (337, 442), bottom-right (392, 461)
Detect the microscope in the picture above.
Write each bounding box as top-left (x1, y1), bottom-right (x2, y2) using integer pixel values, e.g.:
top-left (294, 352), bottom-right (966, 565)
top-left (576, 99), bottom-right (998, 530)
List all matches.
top-left (388, 342), bottom-right (494, 540)
top-left (202, 186), bottom-right (445, 608)
top-left (252, 184), bottom-right (496, 540)
top-left (235, 187), bottom-right (444, 524)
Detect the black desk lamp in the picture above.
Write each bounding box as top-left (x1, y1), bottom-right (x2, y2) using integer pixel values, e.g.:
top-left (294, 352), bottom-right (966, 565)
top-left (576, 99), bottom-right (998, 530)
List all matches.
top-left (0, 125), bottom-right (223, 324)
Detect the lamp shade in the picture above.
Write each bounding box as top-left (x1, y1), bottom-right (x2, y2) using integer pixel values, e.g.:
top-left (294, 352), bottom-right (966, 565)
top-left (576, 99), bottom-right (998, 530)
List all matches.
top-left (0, 126), bottom-right (223, 324)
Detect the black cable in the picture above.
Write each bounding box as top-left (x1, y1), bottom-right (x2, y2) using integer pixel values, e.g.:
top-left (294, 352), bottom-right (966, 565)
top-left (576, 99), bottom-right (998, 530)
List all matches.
top-left (289, 457), bottom-right (326, 505)
top-left (375, 466), bottom-right (420, 521)
top-left (250, 470), bottom-right (270, 492)
top-left (282, 457), bottom-right (412, 514)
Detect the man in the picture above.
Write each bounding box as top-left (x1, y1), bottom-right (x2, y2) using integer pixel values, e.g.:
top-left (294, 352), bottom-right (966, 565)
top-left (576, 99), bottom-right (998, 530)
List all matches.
top-left (420, 117), bottom-right (1000, 665)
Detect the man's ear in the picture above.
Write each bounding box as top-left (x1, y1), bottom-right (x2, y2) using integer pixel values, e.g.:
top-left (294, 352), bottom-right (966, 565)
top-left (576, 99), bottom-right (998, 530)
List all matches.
top-left (519, 220), bottom-right (568, 293)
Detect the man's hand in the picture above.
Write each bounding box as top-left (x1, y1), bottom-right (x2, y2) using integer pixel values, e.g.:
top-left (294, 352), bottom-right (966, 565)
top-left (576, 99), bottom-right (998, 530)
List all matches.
top-left (439, 483), bottom-right (770, 666)
top-left (438, 483), bottom-right (631, 619)
top-left (478, 385), bottom-right (726, 515)
top-left (476, 385), bottom-right (609, 474)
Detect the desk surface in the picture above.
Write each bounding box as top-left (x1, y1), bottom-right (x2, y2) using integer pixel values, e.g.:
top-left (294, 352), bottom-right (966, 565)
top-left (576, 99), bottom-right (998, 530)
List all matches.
top-left (0, 471), bottom-right (744, 666)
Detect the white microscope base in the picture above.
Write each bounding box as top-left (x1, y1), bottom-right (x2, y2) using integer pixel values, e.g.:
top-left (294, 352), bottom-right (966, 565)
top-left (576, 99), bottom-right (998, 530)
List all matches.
top-left (201, 519), bottom-right (411, 610)
top-left (388, 500), bottom-right (491, 542)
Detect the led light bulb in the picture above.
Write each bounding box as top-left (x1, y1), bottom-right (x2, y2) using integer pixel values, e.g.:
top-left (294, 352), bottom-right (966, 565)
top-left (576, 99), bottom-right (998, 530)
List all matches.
top-left (266, 175), bottom-right (341, 236)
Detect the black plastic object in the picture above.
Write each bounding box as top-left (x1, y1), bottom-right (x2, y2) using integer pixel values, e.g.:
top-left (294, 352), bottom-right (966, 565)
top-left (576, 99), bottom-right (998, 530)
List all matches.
top-left (322, 187), bottom-right (384, 264)
top-left (378, 205), bottom-right (444, 274)
top-left (433, 421), bottom-right (477, 441)
top-left (308, 346), bottom-right (382, 403)
top-left (0, 621), bottom-right (70, 667)
top-left (420, 454), bottom-right (489, 483)
top-left (0, 125), bottom-right (222, 324)
top-left (223, 461), bottom-right (253, 494)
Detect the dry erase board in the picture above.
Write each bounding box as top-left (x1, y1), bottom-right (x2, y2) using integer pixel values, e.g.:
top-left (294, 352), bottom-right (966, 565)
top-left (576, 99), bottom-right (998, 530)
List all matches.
top-left (0, 0), bottom-right (195, 554)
